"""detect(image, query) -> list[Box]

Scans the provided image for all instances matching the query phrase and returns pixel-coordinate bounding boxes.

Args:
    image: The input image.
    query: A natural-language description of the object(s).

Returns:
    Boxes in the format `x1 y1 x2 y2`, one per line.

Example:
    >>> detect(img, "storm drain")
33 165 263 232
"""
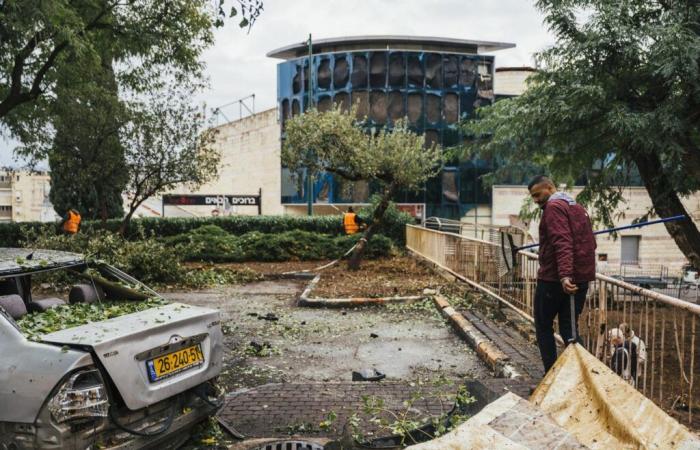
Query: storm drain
248 441 324 450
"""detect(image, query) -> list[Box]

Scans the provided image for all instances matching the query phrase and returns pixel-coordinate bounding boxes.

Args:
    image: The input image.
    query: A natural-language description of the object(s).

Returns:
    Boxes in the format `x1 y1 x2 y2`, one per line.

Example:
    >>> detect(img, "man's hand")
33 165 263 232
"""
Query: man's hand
561 277 578 294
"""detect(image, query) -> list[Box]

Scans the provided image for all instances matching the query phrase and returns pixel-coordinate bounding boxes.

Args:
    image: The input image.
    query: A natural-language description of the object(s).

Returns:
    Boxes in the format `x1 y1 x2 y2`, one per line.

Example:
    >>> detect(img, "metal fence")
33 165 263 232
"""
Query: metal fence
406 224 700 429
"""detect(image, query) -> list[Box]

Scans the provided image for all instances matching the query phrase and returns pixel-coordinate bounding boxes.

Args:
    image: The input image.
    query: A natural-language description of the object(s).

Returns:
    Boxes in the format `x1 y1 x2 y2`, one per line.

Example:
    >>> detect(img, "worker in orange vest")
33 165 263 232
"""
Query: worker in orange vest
343 207 364 235
62 208 81 235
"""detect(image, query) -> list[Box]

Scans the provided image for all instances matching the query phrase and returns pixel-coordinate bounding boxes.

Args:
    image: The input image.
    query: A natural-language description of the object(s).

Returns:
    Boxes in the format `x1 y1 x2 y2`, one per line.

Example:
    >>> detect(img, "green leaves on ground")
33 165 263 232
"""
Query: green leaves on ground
19 222 393 287
17 298 168 341
22 228 183 285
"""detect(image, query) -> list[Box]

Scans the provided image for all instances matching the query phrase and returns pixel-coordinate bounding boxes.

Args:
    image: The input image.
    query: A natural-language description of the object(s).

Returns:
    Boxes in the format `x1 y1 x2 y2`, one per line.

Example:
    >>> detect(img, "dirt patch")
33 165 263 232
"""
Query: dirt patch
185 260 329 275
311 256 446 298
201 256 457 299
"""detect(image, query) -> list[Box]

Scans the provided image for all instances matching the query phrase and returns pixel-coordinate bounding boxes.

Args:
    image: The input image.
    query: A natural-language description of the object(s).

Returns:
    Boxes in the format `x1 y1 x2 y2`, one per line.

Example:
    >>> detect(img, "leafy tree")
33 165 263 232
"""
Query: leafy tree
0 0 263 158
48 50 127 222
118 88 221 235
465 0 700 268
282 107 443 269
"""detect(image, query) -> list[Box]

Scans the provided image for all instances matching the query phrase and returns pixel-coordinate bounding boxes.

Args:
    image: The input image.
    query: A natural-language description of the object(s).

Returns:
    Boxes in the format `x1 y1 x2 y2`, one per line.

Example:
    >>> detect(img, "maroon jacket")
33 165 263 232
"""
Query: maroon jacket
537 193 596 283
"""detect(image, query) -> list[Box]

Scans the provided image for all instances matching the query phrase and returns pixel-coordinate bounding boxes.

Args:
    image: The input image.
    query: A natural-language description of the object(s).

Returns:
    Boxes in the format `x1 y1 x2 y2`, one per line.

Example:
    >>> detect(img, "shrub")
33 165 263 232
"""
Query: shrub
167 225 394 263
0 208 414 247
21 228 185 285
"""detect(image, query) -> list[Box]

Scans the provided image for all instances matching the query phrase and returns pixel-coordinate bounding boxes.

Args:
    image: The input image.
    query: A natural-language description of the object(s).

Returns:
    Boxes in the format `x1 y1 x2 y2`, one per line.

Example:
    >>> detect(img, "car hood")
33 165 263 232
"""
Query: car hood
40 303 223 410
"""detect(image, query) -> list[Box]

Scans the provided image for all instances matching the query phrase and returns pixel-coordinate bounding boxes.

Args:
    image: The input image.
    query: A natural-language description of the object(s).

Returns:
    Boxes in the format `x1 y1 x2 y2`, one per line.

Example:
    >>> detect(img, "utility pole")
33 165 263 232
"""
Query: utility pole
306 33 314 216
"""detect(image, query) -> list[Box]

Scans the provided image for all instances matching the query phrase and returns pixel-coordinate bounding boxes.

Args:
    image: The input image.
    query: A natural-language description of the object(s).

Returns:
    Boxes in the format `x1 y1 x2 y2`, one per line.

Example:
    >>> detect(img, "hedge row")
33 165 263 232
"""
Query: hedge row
0 207 414 247
165 226 394 263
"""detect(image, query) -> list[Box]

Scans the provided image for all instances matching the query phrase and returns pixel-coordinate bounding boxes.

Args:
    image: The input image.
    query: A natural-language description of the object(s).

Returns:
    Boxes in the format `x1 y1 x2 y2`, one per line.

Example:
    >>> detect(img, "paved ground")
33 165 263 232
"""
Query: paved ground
220 381 456 439
459 309 545 380
169 279 489 440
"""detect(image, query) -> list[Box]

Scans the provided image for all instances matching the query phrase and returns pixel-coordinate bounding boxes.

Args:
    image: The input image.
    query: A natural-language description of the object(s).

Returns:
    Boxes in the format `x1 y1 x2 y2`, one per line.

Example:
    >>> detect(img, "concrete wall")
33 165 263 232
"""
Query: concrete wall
492 185 700 273
0 170 58 222
164 108 283 217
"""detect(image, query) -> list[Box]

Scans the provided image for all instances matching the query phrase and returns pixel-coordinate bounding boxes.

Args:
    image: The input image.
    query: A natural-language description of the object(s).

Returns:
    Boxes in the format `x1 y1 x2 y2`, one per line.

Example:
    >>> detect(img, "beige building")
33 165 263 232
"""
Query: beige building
0 170 58 222
491 185 700 273
162 108 284 217
494 67 536 97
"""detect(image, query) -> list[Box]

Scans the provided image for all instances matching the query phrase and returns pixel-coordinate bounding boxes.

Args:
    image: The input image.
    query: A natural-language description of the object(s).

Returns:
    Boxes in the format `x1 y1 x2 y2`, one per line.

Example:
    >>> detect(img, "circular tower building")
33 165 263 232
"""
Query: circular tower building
268 35 514 219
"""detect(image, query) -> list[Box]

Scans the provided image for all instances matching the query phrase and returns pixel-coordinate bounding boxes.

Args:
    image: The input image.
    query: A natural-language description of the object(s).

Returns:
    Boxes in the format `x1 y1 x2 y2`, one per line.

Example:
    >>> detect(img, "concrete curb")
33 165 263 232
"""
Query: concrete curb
296 273 425 308
433 294 523 379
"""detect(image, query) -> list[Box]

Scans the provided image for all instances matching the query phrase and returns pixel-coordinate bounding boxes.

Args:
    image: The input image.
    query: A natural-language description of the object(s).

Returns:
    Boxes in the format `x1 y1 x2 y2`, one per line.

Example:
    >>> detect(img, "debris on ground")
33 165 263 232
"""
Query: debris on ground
211 256 462 298
258 312 279 321
352 368 386 382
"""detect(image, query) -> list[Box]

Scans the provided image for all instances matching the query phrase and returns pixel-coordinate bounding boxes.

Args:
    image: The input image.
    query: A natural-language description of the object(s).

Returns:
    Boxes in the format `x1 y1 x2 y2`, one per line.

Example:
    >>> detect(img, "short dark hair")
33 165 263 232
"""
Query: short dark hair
527 175 553 191
347 206 354 213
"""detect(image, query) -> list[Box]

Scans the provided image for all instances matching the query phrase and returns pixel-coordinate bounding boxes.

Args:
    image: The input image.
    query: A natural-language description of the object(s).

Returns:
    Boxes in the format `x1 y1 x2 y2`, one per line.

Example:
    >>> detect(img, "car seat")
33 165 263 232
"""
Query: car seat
0 294 28 320
28 298 66 313
69 283 105 304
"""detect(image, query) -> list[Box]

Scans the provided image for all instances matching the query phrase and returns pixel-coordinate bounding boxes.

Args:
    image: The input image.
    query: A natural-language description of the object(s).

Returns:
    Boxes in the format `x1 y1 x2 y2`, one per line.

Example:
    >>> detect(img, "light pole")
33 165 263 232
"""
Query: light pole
306 33 314 216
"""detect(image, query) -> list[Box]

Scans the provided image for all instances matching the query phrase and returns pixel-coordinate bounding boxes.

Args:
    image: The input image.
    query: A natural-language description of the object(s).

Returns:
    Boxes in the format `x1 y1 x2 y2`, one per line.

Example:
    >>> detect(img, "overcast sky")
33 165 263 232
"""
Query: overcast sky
0 0 554 167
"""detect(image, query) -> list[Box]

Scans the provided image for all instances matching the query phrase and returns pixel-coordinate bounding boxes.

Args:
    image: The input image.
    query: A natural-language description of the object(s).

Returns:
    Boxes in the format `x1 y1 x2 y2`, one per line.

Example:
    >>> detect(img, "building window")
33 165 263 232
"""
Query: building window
621 236 640 265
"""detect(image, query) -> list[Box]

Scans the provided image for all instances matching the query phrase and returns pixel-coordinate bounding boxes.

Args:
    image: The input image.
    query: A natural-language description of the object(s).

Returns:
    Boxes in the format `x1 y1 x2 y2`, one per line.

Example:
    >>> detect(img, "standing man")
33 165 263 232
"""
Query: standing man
528 175 596 373
61 208 81 235
343 206 364 235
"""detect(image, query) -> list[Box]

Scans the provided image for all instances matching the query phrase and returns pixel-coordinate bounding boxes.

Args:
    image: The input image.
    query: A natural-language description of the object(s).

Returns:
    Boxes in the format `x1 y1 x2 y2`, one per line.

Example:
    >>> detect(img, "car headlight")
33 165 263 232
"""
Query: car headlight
47 368 109 423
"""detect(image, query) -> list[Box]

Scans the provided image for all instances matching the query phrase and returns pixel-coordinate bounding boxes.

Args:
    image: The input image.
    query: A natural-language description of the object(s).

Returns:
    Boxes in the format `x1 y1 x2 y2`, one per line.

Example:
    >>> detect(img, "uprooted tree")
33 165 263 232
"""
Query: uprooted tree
282 106 443 269
464 0 700 269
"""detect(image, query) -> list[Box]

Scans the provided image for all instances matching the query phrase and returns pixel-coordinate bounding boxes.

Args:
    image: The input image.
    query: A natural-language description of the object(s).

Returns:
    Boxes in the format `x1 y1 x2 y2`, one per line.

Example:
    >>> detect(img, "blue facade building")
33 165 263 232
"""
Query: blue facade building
268 36 514 219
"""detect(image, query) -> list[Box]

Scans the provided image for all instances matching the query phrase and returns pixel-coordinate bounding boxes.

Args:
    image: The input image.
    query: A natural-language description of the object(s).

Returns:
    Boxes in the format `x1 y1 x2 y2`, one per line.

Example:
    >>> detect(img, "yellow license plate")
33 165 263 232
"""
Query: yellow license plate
147 344 204 382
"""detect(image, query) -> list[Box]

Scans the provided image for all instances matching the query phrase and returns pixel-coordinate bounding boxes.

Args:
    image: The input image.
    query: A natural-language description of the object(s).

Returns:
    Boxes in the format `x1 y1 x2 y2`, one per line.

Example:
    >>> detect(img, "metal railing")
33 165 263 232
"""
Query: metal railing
406 224 700 429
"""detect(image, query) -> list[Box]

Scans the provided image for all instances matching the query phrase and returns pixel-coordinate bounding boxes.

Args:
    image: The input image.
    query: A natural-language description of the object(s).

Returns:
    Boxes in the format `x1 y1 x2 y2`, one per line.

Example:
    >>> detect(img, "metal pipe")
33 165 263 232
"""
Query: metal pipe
519 215 687 251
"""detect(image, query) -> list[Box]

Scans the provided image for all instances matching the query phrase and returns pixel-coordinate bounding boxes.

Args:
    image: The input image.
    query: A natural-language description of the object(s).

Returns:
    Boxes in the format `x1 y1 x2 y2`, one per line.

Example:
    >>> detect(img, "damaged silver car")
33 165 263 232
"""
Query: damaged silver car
0 248 224 449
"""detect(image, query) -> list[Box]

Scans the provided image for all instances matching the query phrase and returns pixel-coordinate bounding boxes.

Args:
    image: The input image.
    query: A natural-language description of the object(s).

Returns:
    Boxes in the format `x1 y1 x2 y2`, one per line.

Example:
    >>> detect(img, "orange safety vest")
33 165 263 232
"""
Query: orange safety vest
343 212 359 235
63 210 81 234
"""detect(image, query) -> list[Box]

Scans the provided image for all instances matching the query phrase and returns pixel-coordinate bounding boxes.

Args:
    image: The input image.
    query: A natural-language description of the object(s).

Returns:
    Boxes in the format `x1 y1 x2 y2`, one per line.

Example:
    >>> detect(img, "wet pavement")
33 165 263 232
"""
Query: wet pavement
167 279 489 440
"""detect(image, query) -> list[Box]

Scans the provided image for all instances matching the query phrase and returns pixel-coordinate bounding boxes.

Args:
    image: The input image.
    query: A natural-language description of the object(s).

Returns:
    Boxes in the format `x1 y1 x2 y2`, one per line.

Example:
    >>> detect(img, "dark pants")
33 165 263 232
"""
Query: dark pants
534 280 588 374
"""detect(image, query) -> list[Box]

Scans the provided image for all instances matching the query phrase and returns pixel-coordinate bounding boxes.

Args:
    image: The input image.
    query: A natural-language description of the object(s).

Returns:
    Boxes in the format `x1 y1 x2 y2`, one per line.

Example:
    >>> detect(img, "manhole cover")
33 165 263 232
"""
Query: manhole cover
248 441 324 450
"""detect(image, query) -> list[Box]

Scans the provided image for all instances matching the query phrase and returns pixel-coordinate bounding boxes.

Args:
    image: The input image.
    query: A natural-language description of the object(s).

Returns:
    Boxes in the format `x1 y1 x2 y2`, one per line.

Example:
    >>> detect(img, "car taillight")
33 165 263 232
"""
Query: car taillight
47 368 109 423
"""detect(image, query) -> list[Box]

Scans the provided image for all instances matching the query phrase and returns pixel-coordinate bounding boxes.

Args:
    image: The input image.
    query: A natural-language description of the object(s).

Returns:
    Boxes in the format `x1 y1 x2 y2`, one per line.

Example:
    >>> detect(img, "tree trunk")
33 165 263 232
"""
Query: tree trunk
119 208 136 236
348 186 395 270
99 191 108 225
634 152 700 269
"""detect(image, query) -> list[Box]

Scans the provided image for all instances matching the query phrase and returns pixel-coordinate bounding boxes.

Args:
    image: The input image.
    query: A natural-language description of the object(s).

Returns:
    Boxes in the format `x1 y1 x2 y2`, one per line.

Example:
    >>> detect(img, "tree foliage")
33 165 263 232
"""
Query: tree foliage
119 87 221 234
0 0 263 158
465 0 700 268
282 107 443 268
48 50 127 221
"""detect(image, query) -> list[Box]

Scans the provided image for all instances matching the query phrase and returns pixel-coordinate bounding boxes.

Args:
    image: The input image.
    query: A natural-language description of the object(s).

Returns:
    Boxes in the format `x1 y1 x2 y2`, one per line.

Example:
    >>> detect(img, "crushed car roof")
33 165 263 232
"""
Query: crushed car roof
0 248 85 276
